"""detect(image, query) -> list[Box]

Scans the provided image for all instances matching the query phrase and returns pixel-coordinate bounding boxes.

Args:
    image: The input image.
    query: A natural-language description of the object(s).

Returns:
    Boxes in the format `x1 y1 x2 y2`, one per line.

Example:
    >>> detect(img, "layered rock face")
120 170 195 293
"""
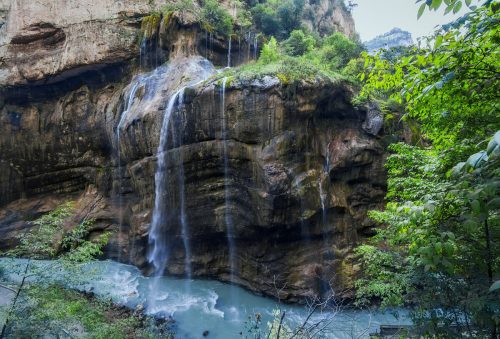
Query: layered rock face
302 0 356 38
0 0 385 301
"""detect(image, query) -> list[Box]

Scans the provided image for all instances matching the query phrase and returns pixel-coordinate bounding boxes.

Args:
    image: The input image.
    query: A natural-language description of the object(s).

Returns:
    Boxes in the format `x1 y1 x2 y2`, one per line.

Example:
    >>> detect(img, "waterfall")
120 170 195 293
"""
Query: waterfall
319 143 333 269
318 176 327 227
148 87 186 277
253 35 258 60
115 81 141 262
205 31 208 59
227 36 232 68
238 36 241 65
147 58 215 281
141 58 214 311
325 143 331 173
220 77 237 282
139 40 144 69
173 90 192 280
246 32 251 61
209 32 213 57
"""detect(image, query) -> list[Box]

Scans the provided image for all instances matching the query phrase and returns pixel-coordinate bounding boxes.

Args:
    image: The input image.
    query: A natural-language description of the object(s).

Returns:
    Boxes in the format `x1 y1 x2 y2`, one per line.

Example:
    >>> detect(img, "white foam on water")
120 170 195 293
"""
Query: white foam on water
1 258 411 338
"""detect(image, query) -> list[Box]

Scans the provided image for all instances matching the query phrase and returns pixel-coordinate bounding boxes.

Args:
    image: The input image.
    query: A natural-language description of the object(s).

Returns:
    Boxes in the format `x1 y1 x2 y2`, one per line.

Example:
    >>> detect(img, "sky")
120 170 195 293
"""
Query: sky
350 0 470 41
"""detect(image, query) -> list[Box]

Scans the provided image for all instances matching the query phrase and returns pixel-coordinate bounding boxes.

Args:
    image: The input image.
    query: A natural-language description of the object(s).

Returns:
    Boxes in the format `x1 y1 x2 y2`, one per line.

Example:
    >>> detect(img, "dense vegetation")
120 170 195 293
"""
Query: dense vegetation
7 202 110 263
3 285 172 339
217 30 363 85
354 0 499 337
1 204 168 338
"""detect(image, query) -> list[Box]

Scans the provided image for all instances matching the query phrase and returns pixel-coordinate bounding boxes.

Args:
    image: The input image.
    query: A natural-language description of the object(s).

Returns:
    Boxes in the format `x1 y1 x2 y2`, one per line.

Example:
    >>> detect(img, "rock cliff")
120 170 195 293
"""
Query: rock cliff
0 0 385 302
364 28 414 54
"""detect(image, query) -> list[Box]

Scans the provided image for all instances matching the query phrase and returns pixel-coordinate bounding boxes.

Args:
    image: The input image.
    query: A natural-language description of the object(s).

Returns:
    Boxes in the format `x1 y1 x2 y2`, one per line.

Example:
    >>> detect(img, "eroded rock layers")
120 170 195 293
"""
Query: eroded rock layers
0 0 385 302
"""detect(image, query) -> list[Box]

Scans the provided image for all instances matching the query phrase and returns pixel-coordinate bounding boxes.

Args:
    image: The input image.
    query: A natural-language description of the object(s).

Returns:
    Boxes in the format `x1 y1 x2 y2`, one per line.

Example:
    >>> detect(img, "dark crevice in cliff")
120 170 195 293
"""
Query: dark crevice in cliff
1 62 129 105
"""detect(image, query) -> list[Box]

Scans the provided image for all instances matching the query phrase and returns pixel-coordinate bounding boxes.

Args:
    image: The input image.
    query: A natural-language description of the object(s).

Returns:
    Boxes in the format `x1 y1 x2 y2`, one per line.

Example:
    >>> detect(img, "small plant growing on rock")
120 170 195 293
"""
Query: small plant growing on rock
7 201 110 262
141 13 161 39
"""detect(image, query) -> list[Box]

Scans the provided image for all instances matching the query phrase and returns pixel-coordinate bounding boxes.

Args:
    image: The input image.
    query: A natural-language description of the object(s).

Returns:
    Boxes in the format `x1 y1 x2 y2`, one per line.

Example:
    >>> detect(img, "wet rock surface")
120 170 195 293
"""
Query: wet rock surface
0 0 385 302
0 67 386 301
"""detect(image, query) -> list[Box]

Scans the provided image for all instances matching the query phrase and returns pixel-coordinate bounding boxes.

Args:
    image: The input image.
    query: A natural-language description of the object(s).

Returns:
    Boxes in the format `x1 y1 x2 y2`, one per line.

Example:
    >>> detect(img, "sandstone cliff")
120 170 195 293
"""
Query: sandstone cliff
0 0 384 302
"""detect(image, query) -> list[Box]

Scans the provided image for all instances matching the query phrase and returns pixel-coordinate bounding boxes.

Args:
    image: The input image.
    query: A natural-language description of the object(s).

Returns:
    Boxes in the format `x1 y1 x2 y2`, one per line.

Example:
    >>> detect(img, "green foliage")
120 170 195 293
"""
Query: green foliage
201 0 234 37
314 32 364 70
259 36 281 63
416 0 483 18
234 0 253 28
9 202 74 259
357 136 500 335
61 231 111 265
358 5 499 157
283 29 315 56
217 52 342 85
5 285 171 339
161 0 197 15
251 0 305 39
141 13 161 39
354 2 500 335
216 30 363 86
147 0 235 38
354 245 411 308
7 202 110 263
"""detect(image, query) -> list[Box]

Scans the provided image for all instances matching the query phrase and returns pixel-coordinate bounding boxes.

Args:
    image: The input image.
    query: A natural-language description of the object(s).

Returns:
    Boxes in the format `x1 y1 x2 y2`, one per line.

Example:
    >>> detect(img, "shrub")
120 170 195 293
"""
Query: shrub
259 37 281 63
7 201 110 262
283 29 315 56
251 0 305 39
141 13 161 39
251 3 280 36
201 0 234 37
4 285 172 338
318 32 364 70
277 0 305 36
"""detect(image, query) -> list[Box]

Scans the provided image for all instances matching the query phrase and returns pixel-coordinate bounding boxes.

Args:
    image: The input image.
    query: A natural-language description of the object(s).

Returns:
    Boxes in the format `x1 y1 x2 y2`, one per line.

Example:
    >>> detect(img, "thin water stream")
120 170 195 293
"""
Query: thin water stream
219 77 237 285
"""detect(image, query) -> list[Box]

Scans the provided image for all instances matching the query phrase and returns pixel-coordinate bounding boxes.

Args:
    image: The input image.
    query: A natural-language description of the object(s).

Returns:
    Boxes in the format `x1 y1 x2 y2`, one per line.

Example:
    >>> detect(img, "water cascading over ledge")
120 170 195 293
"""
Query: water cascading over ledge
0 2 386 302
112 62 387 301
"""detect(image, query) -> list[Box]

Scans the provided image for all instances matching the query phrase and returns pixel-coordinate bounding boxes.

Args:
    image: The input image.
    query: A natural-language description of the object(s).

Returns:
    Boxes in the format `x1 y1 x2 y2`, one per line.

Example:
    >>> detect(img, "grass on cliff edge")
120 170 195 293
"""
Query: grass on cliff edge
212 34 362 87
3 284 173 338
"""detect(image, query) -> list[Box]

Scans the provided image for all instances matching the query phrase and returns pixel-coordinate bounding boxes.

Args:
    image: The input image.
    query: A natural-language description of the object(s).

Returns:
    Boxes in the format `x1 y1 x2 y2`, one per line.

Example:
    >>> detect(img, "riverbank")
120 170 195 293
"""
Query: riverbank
0 258 411 338
2 284 173 338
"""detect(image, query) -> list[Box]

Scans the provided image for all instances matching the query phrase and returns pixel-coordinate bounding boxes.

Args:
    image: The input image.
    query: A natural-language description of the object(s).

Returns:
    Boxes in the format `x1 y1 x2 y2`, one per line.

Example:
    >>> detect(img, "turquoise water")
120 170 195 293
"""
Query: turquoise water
0 258 410 338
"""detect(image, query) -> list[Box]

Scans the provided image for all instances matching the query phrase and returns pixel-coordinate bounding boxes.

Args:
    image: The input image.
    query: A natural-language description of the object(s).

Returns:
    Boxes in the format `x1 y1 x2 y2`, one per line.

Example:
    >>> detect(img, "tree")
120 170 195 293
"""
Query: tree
355 2 500 336
259 36 281 63
283 29 315 56
251 0 305 39
319 32 364 70
201 0 234 37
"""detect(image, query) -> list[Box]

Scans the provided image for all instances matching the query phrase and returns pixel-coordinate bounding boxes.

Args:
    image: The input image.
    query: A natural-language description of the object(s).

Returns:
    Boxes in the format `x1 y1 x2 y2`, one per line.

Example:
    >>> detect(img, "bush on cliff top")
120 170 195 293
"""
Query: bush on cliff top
216 30 362 85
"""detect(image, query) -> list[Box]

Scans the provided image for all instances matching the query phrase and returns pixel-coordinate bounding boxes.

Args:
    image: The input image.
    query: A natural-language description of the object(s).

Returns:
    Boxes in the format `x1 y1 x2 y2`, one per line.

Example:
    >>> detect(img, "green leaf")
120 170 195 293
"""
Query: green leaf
418 3 427 18
470 200 481 214
444 4 455 14
465 0 472 7
463 218 478 230
431 0 443 10
434 35 444 49
453 1 462 13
